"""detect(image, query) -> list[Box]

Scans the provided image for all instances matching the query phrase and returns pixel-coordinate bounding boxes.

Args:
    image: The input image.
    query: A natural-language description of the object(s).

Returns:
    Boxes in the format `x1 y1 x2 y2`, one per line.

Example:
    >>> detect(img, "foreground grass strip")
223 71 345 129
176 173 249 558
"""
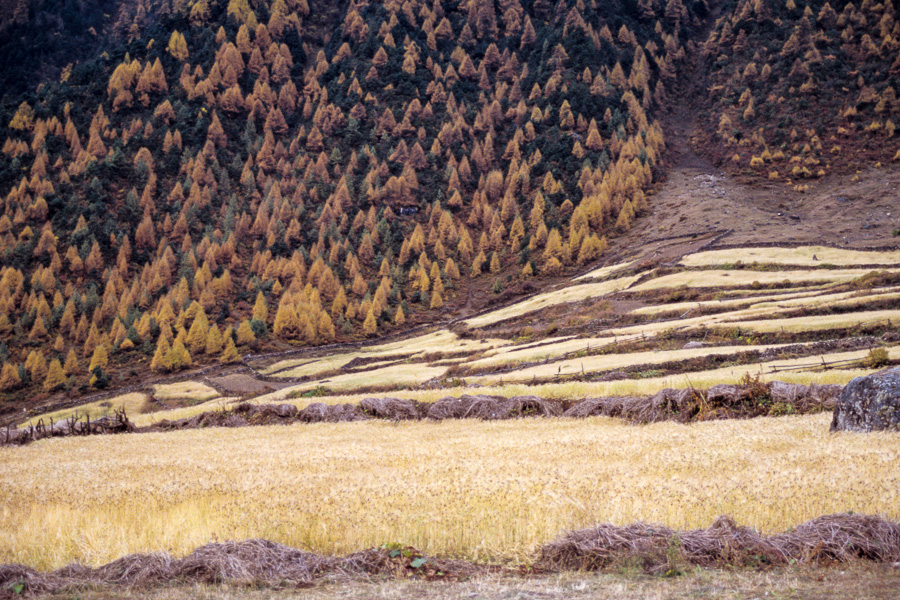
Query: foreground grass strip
2 514 899 598
2 414 898 569
5 564 900 600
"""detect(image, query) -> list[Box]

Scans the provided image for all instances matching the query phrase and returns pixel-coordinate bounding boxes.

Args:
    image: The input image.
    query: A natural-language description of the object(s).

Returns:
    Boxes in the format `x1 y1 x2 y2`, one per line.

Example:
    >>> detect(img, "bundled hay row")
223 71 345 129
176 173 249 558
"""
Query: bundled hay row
4 381 844 445
426 394 563 420
3 514 898 595
0 540 480 597
562 381 842 424
154 380 838 430
536 513 900 574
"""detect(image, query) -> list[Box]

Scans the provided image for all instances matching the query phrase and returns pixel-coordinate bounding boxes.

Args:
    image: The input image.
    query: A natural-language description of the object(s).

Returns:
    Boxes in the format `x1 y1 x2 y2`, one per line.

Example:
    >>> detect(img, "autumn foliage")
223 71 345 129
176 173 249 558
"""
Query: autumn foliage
0 0 702 398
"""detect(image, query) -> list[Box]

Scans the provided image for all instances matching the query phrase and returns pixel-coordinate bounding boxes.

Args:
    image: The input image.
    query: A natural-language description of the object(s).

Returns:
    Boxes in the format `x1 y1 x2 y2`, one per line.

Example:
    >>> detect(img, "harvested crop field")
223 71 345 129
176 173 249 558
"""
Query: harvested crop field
2 413 899 571
627 268 899 292
680 246 900 268
462 275 641 328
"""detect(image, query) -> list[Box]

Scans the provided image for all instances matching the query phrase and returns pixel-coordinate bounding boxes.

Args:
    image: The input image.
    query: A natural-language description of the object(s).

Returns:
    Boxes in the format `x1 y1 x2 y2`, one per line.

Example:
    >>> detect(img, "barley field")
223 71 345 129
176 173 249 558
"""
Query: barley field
152 381 221 402
463 275 640 328
2 414 899 571
628 268 897 292
680 246 900 267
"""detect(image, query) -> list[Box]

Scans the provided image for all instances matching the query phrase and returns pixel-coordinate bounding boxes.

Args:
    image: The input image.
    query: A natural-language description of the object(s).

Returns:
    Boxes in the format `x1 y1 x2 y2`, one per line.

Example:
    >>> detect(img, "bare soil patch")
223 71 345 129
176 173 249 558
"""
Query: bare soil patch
612 101 900 271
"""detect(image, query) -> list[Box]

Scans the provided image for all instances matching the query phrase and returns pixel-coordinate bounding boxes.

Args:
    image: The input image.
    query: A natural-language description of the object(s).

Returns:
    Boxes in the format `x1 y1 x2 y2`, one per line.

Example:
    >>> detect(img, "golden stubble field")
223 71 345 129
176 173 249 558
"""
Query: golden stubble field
2 414 899 571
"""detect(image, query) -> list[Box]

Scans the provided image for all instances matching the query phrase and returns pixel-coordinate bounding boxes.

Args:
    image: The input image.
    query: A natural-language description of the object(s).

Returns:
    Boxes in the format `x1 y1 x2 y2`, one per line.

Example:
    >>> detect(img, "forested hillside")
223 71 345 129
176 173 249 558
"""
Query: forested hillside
0 0 896 407
699 0 899 187
0 0 705 402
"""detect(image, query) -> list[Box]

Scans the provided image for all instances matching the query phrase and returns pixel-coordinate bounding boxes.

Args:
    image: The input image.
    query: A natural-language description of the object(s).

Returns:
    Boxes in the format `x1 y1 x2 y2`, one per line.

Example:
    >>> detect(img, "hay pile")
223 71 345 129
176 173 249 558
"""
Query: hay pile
427 394 563 420
6 380 846 446
359 397 425 420
768 382 841 410
0 541 484 597
560 381 841 425
174 539 331 586
562 396 662 422
536 513 900 574
299 402 369 423
3 514 897 595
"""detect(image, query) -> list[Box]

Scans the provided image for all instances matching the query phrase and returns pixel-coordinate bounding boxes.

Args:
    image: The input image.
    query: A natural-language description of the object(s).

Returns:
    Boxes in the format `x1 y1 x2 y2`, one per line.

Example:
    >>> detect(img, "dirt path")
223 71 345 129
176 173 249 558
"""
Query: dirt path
616 88 900 267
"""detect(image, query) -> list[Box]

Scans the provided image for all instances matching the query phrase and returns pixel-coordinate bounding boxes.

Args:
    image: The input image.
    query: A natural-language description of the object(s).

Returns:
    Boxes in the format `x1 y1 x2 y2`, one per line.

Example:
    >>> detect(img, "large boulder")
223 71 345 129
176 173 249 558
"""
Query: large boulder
831 367 900 432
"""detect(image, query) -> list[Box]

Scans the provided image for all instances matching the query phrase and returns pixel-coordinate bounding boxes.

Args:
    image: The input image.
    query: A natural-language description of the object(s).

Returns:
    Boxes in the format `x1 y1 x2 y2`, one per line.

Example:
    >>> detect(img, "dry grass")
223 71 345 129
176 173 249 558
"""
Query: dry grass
467 343 794 385
464 275 641 328
627 287 900 317
714 309 900 333
471 344 900 387
130 398 238 428
283 363 448 394
265 354 362 378
573 260 634 281
682 246 900 267
152 382 220 403
629 268 896 292
264 331 508 376
2 413 899 571
606 307 900 338
466 334 648 370
21 393 150 428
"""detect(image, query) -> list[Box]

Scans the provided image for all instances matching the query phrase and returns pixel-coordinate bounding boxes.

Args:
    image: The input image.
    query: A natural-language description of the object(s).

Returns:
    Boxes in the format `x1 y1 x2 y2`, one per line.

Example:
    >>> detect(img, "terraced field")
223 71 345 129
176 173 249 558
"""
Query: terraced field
232 246 900 397
5 245 900 591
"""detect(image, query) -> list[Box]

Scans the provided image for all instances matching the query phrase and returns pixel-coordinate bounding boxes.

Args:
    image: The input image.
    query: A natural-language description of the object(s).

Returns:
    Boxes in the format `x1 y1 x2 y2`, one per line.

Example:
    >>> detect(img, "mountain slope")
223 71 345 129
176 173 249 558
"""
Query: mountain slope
0 0 705 408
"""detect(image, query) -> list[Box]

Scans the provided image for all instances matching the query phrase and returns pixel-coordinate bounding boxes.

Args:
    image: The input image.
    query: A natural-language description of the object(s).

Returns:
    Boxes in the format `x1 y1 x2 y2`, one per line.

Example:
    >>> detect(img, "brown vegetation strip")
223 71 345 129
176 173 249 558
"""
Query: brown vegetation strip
0 540 485 598
2 381 843 446
150 379 840 429
3 514 899 597
537 514 900 575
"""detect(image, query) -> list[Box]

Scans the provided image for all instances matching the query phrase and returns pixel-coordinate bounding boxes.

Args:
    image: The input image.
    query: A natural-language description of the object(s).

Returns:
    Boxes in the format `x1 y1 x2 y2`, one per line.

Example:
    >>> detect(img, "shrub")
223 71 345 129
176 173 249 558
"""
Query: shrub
863 348 889 369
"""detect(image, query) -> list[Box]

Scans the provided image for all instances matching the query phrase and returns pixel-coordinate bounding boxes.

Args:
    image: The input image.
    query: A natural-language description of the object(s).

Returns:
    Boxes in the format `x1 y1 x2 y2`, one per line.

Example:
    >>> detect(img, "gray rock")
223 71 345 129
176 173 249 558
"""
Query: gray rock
831 367 900 432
